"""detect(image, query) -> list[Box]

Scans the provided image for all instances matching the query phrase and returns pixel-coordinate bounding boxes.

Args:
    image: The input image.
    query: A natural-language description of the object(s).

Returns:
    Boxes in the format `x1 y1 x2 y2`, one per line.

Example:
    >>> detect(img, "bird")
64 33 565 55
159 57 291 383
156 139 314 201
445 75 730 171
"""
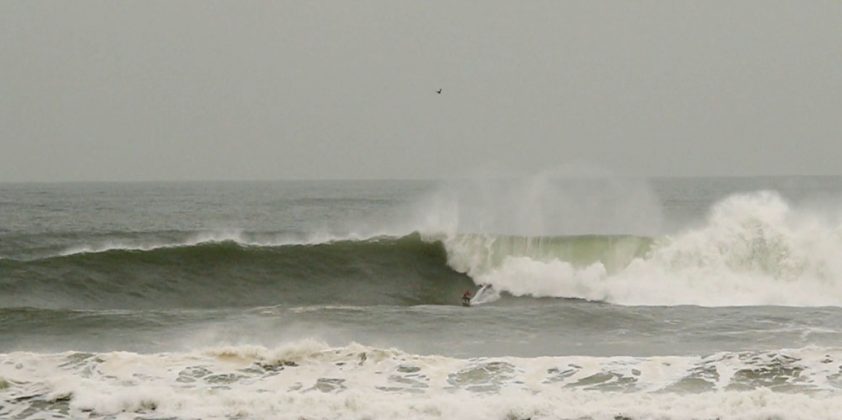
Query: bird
436 88 442 94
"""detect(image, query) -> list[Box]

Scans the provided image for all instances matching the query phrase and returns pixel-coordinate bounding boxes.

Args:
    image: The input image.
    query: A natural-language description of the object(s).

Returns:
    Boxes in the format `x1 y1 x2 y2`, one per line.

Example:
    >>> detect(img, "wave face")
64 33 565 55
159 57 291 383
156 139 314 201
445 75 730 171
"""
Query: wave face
3 342 842 419
0 234 473 309
436 192 842 307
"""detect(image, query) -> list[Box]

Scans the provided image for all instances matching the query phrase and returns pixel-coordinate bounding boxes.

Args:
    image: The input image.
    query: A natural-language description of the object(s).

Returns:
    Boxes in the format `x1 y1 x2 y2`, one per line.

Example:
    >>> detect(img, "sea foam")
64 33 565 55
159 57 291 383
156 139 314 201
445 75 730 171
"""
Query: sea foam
2 342 842 419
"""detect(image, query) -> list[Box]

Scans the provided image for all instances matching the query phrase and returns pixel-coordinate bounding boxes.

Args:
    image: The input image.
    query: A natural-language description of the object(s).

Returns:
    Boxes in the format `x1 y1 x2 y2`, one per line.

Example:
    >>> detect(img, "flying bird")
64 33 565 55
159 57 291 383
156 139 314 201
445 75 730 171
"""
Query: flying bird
436 89 442 94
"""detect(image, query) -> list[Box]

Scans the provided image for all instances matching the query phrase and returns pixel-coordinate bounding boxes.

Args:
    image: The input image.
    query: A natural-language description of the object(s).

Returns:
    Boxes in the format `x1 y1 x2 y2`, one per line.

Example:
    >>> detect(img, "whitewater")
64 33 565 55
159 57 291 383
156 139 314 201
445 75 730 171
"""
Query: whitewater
4 177 842 419
445 191 842 307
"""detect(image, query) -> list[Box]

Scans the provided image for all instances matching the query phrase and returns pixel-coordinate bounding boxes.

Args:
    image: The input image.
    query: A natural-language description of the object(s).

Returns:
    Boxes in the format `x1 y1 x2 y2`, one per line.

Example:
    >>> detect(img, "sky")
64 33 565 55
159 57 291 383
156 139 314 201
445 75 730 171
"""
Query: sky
1 1 841 182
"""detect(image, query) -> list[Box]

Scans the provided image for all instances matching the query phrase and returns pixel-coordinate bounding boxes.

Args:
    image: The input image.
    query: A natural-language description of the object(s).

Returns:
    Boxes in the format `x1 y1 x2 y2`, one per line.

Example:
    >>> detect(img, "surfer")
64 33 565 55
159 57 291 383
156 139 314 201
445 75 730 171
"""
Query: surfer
462 289 472 306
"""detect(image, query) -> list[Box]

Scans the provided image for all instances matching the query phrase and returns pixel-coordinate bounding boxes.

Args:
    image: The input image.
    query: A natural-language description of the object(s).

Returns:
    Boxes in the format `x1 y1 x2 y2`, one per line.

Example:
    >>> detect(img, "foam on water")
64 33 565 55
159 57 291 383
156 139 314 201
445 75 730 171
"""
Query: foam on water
2 342 842 419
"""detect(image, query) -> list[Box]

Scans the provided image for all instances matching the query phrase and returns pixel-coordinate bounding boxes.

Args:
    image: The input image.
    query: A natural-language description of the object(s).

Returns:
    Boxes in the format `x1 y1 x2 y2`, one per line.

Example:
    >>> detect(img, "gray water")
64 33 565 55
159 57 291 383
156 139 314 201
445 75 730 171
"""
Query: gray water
4 177 842 419
3 177 842 356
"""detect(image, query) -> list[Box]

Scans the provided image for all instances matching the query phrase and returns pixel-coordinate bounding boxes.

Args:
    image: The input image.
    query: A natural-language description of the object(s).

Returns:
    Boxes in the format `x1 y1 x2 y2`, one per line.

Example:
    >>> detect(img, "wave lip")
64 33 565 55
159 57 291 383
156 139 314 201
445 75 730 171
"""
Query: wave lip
54 230 370 258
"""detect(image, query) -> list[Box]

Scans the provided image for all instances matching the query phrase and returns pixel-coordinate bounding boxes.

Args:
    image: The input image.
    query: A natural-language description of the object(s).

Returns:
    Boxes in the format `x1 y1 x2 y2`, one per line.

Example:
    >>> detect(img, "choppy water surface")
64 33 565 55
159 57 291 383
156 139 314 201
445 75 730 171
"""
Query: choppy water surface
4 177 842 419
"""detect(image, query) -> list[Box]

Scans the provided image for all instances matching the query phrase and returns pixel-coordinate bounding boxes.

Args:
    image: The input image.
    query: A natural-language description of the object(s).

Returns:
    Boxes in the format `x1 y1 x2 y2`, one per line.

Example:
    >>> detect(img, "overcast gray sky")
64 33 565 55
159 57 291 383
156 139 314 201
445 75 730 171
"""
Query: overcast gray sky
1 1 841 182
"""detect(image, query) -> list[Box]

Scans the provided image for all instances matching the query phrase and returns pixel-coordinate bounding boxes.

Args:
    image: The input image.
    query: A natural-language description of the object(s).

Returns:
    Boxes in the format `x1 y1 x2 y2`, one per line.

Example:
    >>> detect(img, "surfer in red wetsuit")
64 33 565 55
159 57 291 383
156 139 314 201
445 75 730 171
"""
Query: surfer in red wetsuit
462 289 472 306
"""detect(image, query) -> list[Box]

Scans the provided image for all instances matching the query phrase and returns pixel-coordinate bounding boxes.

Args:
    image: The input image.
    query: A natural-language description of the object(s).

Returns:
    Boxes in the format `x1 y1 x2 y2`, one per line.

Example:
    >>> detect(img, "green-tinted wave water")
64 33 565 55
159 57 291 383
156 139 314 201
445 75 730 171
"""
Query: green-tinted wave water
0 234 472 309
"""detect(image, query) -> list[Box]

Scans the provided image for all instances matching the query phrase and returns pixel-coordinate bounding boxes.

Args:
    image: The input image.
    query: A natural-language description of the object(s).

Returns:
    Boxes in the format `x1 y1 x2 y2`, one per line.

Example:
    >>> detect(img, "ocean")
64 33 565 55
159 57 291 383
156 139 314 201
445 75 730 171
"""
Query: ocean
3 176 842 419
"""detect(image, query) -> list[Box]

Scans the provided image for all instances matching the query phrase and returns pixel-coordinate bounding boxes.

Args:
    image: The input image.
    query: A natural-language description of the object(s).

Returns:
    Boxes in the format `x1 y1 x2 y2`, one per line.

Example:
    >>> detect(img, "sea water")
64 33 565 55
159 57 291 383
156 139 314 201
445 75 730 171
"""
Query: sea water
3 177 842 419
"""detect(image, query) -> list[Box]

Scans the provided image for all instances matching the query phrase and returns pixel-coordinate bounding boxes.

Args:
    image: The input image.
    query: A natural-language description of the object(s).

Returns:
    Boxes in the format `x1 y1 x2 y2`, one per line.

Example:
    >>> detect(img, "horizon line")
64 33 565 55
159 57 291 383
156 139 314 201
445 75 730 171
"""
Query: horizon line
2 174 842 185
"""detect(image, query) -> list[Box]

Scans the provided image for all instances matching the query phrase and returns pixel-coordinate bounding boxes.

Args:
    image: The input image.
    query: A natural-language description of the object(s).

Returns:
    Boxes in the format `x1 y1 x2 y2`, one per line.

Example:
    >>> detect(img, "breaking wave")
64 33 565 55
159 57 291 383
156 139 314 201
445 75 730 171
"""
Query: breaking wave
457 192 842 306
5 191 842 308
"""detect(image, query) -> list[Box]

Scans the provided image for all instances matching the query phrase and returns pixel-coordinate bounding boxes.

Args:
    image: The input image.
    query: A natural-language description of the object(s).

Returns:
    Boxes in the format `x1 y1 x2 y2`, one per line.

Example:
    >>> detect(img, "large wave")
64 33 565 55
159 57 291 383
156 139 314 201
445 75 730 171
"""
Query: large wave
6 189 842 308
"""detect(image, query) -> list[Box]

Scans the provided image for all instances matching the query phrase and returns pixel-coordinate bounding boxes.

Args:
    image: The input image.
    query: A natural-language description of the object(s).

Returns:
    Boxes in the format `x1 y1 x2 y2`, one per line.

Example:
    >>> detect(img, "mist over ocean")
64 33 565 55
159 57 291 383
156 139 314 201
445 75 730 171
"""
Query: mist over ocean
4 176 842 419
